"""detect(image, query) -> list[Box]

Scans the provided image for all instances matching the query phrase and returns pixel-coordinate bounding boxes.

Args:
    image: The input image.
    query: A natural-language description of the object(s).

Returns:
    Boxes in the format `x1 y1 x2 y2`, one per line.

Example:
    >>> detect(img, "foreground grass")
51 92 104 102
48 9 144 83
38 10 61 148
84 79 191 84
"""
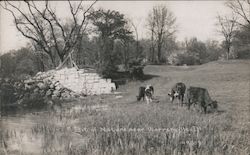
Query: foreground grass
1 60 250 155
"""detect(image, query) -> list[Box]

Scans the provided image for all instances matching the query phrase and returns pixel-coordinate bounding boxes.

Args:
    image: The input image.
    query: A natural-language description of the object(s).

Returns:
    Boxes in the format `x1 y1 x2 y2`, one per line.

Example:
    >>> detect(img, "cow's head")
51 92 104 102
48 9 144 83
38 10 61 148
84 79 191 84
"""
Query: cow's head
174 86 183 98
208 100 218 109
168 91 175 102
136 96 140 101
174 91 179 98
209 100 218 109
146 84 153 91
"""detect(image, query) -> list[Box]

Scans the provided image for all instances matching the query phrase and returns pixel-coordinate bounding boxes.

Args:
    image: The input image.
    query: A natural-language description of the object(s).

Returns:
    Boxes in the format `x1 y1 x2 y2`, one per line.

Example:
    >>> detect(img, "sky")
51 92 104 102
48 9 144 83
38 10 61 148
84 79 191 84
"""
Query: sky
0 1 231 54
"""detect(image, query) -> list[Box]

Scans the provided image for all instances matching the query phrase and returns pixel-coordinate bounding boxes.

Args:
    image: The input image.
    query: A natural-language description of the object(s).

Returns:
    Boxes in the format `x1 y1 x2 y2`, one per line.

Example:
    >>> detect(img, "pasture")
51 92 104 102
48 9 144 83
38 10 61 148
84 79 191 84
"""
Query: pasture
1 60 250 155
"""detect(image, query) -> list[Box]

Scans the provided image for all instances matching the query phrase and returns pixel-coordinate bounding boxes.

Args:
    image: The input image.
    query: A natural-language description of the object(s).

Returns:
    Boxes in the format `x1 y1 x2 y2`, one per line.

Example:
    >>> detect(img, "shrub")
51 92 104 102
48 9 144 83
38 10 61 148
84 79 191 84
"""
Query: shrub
168 52 201 66
97 58 145 80
128 58 144 80
97 62 118 79
0 78 49 113
129 66 144 80
0 80 17 105
0 47 42 79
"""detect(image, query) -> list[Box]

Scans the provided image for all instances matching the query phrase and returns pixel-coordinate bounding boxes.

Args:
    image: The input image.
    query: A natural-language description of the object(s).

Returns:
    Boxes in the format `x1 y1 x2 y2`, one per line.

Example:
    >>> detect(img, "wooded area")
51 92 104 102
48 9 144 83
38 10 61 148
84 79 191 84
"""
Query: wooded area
0 0 249 79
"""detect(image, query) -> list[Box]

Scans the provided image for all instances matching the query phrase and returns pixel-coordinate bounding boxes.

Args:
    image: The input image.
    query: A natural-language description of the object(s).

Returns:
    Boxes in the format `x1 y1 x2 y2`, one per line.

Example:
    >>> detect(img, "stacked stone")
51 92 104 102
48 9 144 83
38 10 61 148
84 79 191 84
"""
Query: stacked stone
32 69 79 99
1 67 116 107
0 71 77 101
52 68 116 95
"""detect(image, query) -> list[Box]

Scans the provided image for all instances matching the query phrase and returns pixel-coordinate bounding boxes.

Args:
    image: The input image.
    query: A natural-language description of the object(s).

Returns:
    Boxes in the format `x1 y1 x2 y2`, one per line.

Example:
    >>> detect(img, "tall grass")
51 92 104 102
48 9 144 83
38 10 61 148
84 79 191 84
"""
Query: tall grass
1 60 249 155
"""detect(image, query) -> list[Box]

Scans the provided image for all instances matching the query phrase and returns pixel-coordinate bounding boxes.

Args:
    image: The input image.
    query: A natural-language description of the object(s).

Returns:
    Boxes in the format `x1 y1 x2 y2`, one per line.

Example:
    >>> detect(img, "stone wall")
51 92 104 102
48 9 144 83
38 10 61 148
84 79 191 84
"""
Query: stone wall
52 68 116 95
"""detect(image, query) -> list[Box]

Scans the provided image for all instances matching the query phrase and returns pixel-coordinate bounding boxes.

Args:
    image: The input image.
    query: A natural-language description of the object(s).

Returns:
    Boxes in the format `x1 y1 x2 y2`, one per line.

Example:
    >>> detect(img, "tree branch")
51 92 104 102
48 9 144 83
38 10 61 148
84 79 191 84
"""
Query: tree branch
25 0 61 58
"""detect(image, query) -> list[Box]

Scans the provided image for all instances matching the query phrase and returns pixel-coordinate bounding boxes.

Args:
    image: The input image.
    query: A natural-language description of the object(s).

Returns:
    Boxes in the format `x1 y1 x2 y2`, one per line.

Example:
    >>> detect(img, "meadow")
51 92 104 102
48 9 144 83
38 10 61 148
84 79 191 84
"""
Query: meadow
1 60 250 155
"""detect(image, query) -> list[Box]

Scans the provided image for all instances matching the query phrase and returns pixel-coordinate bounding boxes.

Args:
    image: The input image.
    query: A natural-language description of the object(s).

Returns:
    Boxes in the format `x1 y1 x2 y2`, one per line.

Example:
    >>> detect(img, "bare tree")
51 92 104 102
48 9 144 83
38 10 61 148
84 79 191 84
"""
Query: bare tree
217 15 238 60
226 0 250 28
128 18 142 59
147 5 177 63
0 0 97 67
147 12 156 63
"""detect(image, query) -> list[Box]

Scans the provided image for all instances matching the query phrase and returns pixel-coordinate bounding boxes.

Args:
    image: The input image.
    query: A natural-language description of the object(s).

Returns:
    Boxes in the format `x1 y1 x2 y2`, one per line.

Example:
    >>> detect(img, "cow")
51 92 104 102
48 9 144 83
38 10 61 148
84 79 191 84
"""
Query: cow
168 82 186 105
136 85 154 104
145 85 154 104
137 86 146 101
184 87 218 113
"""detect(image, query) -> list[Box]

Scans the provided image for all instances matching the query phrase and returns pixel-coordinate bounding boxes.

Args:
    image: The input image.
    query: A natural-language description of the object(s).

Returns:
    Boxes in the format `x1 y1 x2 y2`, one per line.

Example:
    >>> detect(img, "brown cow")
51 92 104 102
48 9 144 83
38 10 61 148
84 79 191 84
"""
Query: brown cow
185 87 217 113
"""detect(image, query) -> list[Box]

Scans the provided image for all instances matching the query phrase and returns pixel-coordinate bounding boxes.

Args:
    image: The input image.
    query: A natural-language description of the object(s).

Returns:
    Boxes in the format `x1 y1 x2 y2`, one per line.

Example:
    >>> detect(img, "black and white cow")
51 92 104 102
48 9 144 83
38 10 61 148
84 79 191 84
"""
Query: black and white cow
168 82 186 105
145 85 154 104
184 87 218 113
136 85 154 104
137 86 146 101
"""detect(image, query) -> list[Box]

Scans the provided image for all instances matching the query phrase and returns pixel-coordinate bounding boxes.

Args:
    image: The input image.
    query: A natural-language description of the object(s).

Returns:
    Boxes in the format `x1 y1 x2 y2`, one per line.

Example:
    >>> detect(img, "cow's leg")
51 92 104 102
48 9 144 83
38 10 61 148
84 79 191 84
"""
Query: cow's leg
145 96 150 104
204 106 207 114
187 99 191 110
177 96 180 106
203 104 207 114
171 97 174 104
181 94 184 106
200 101 207 114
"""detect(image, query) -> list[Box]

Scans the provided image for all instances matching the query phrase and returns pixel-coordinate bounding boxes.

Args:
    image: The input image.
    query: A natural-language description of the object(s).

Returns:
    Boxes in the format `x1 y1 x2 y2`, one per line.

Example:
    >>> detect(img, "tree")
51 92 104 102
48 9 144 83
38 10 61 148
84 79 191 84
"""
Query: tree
225 0 250 59
163 36 178 62
0 0 97 67
147 5 177 63
186 37 207 64
232 23 250 58
88 9 133 75
226 0 250 29
217 15 238 60
147 12 157 63
128 19 142 59
205 40 222 62
140 39 152 62
0 47 42 78
0 52 16 78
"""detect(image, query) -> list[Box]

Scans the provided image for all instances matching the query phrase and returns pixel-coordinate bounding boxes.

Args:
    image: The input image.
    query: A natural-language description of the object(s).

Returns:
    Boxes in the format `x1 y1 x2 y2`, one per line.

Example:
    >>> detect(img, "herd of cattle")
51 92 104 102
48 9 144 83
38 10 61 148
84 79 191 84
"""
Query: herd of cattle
136 82 218 113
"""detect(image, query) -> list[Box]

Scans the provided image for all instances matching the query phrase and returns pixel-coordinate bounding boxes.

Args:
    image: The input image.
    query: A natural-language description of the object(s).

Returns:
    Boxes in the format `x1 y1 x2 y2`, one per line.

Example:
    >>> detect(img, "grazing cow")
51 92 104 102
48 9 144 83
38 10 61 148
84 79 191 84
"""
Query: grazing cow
168 82 186 105
145 85 154 104
185 87 217 113
137 86 146 101
136 85 154 104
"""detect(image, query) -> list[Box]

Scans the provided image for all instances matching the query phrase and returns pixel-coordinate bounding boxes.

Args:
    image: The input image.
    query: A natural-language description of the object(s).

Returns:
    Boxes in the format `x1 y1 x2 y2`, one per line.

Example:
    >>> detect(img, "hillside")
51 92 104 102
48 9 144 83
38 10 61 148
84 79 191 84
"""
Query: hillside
1 60 250 155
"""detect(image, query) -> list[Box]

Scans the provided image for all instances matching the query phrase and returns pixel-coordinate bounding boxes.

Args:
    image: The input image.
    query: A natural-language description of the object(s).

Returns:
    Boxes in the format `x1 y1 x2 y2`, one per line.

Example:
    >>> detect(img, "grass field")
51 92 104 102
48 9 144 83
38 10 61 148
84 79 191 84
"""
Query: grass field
1 59 250 155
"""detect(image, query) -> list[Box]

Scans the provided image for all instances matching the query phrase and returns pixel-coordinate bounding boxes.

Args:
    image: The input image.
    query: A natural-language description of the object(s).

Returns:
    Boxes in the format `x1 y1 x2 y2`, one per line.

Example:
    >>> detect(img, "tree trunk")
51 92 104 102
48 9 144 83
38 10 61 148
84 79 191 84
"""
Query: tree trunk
58 53 64 65
48 52 56 68
136 41 139 59
157 40 162 63
157 31 163 63
151 30 155 63
227 47 230 60
151 46 155 63
39 58 45 72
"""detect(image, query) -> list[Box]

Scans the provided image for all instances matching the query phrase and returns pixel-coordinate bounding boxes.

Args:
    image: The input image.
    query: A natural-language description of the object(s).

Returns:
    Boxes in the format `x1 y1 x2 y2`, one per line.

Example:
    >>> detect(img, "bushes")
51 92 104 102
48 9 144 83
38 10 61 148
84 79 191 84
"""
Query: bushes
0 47 42 79
129 66 144 79
168 38 224 66
97 58 145 80
97 62 119 79
128 59 145 80
168 52 201 66
0 79 18 105
0 78 46 112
